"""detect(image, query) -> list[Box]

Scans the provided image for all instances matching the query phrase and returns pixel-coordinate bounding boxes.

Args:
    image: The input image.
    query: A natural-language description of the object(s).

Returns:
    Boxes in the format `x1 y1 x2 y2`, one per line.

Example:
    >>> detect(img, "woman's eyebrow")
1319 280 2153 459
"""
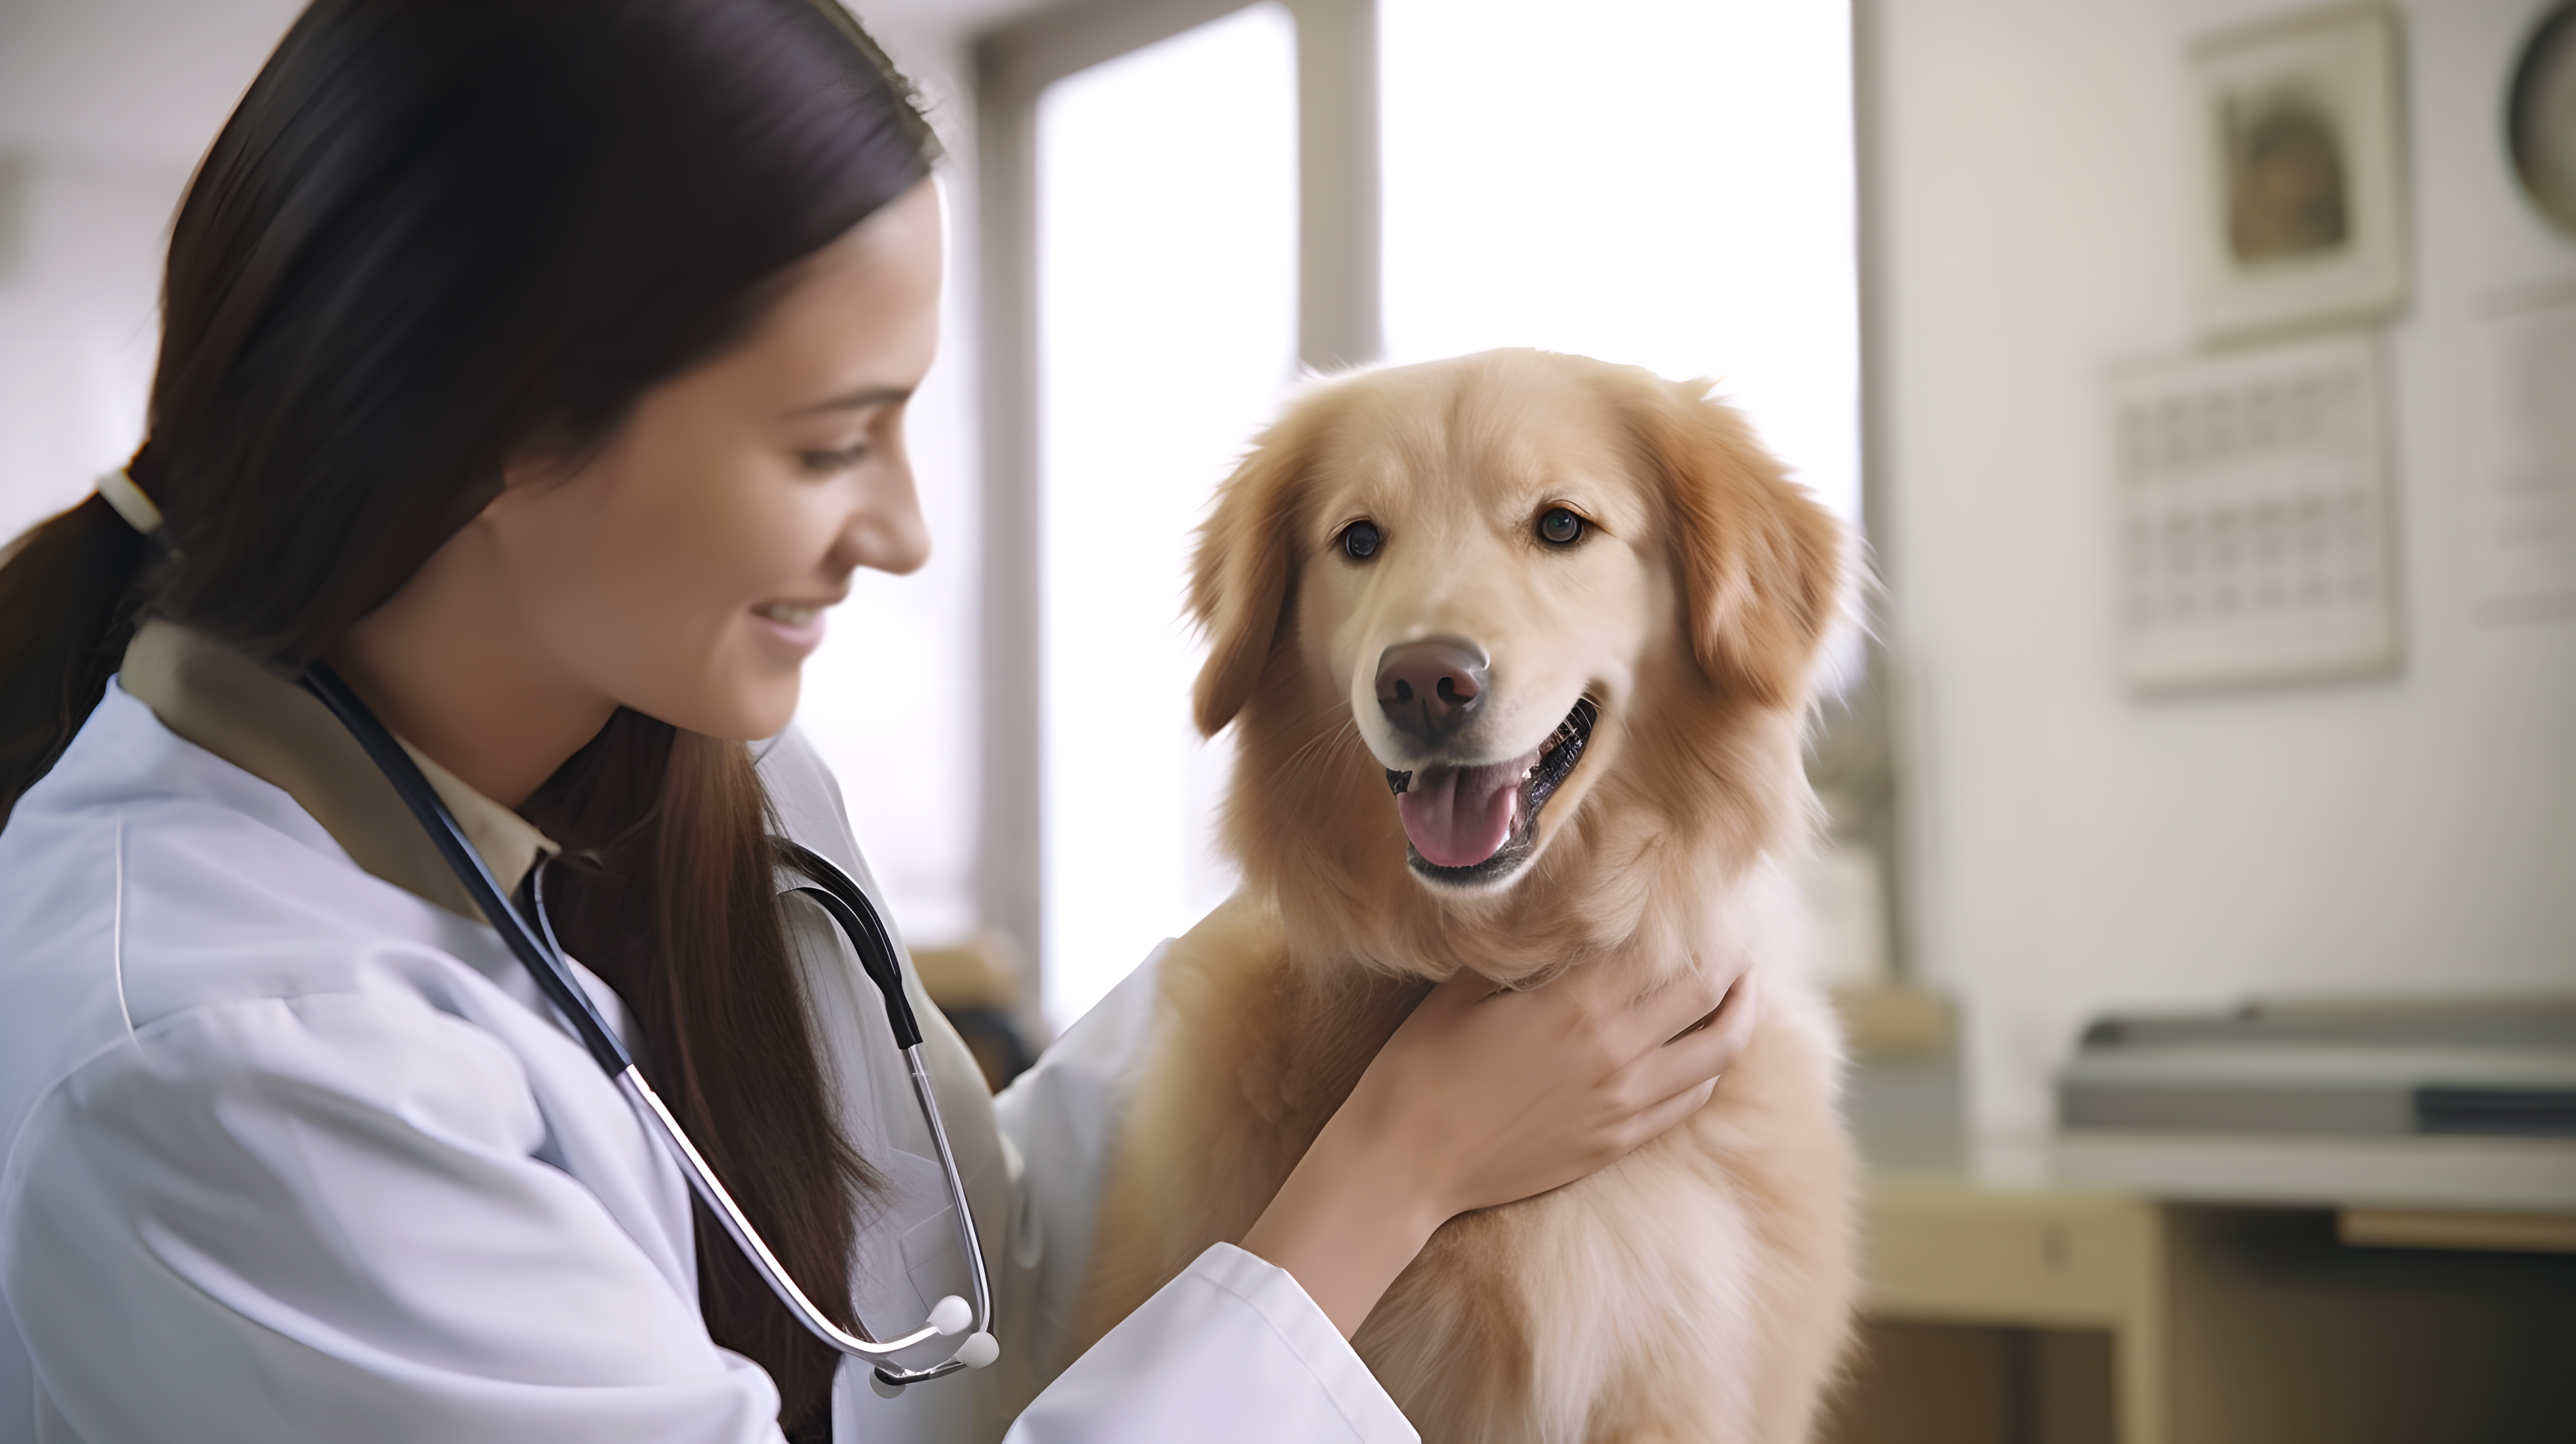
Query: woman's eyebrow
782 384 911 418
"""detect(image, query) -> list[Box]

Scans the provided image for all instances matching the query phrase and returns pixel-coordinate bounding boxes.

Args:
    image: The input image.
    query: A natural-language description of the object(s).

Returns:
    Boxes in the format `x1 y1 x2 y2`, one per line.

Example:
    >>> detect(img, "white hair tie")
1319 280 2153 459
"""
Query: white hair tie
96 468 165 537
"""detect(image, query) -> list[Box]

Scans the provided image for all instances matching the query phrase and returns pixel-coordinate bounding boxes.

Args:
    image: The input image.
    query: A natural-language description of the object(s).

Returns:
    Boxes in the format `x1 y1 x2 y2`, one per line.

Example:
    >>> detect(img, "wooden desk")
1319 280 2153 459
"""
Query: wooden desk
1849 1177 2161 1444
1834 1177 2576 1444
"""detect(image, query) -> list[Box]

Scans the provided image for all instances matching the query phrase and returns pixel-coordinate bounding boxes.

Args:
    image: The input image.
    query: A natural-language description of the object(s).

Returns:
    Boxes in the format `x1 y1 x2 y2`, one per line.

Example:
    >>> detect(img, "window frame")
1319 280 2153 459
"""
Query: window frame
970 0 1382 992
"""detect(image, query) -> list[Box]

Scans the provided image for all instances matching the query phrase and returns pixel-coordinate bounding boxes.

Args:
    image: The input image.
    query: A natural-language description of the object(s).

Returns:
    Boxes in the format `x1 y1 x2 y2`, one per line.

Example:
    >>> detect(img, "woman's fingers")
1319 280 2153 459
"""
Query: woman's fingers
1430 965 1504 1007
1594 972 1760 1165
1618 1075 1722 1156
1540 947 1753 1063
1683 963 1761 1060
1633 967 1763 1110
1647 955 1753 1044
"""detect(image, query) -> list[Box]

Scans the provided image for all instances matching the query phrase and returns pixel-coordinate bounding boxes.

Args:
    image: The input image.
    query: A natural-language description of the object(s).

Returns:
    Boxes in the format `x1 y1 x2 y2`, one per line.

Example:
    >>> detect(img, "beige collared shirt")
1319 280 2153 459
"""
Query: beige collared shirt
119 618 556 926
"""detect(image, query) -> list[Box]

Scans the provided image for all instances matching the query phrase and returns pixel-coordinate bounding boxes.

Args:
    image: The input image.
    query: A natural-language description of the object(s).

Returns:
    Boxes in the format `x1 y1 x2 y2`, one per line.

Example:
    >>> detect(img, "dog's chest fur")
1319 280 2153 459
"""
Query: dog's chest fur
1076 890 1855 1444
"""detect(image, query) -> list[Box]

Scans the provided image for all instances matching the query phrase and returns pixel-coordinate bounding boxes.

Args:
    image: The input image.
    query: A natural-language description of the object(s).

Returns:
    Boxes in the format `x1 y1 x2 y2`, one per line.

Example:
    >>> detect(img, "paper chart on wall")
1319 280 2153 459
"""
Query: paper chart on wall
2459 290 2576 622
2106 331 2402 695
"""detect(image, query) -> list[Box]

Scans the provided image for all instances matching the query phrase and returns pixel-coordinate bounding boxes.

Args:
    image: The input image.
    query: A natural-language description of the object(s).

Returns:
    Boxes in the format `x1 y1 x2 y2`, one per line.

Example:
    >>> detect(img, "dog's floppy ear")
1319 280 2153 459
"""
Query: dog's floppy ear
1188 413 1312 736
1631 377 1844 708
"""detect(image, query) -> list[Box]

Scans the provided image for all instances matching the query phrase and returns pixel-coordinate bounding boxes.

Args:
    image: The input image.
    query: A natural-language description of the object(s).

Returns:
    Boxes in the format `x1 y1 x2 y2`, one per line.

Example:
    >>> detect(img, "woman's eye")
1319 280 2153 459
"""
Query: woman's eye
797 445 870 475
1537 507 1585 546
1342 521 1383 560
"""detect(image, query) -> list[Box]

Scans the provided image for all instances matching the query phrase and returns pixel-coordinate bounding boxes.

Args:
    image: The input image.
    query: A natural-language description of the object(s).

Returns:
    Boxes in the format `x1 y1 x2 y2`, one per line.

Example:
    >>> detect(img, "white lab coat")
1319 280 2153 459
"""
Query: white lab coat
0 682 1415 1444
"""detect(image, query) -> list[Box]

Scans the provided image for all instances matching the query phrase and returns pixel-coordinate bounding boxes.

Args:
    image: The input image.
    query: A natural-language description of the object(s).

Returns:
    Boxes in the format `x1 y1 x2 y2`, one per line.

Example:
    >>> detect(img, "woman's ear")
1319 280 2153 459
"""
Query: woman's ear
1632 377 1844 709
481 445 580 521
1188 416 1311 737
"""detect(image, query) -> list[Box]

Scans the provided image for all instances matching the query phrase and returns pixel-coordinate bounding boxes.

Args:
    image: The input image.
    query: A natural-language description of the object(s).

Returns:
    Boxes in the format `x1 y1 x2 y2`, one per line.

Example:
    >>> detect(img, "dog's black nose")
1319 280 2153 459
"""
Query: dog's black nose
1376 640 1489 743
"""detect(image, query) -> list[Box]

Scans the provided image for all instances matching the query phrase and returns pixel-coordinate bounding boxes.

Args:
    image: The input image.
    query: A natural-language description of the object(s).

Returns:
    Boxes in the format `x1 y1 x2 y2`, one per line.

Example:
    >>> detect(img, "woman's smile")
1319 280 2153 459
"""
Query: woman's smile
749 595 840 658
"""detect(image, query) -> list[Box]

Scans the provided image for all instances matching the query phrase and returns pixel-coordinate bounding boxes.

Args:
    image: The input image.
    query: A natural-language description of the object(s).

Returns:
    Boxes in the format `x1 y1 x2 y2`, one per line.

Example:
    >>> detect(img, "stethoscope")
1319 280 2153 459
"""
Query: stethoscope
297 662 996 1397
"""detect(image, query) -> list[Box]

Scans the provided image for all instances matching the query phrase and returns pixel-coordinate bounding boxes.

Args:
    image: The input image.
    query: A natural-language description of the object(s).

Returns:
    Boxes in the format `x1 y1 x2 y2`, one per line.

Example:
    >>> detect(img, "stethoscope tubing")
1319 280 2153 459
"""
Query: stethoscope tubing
297 664 993 1388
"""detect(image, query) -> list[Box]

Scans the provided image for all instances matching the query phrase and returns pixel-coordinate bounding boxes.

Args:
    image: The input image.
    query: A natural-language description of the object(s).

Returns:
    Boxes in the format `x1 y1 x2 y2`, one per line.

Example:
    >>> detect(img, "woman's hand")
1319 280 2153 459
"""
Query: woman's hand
1239 955 1761 1336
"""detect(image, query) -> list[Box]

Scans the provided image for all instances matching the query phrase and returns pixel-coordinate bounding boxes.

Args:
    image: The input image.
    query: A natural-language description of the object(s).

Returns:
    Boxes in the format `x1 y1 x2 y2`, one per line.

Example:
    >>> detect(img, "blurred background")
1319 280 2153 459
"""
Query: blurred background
3 0 2571 1437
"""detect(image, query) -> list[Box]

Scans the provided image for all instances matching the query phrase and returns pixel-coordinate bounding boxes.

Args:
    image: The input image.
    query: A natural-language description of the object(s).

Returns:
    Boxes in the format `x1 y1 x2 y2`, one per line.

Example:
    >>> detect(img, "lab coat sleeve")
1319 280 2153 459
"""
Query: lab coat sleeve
1005 1243 1416 1444
0 991 786 1444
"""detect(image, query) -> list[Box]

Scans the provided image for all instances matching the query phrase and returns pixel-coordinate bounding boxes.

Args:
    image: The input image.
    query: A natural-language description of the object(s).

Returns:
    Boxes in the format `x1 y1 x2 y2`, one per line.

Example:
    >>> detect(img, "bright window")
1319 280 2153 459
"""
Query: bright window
1035 3 1297 1026
1379 0 1860 526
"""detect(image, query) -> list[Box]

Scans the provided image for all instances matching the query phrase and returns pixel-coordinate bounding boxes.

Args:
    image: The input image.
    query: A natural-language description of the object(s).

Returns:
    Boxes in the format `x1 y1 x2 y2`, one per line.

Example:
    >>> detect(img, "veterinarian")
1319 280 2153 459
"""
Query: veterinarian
0 3 1755 1442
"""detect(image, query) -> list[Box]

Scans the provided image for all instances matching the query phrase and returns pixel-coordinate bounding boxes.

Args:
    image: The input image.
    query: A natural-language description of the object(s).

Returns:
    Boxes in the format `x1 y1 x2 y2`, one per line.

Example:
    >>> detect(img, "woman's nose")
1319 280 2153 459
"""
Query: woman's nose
841 462 932 576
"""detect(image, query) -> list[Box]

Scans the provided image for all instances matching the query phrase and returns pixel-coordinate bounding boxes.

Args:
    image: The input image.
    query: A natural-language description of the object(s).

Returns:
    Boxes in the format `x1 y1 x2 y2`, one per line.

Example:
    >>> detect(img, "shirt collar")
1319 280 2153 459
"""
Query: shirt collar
119 618 560 926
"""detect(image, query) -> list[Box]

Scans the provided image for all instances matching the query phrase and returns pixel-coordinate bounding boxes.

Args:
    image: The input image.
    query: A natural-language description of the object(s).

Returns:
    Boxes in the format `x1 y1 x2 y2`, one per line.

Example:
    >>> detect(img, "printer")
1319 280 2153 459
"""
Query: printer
2053 995 2576 1210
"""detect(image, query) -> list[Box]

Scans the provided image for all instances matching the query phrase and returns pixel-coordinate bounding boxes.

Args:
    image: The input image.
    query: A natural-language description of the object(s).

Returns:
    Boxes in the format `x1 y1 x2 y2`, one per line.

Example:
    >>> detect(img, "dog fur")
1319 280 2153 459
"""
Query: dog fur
1071 349 1857 1442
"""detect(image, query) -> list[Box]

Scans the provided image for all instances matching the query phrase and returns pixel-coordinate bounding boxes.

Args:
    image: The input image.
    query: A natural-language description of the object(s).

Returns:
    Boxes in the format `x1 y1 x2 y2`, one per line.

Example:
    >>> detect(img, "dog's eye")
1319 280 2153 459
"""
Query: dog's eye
1537 507 1585 546
1342 521 1383 560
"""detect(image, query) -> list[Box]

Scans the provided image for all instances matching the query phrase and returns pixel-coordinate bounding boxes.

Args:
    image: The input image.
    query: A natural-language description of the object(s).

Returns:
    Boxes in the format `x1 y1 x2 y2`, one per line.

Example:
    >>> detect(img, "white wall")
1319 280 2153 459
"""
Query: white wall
1867 0 2576 1175
0 0 305 540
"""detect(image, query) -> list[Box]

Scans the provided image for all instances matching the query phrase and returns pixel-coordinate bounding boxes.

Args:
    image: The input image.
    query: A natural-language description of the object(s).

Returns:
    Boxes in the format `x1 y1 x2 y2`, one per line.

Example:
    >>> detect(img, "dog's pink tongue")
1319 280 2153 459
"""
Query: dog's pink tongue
1397 762 1522 868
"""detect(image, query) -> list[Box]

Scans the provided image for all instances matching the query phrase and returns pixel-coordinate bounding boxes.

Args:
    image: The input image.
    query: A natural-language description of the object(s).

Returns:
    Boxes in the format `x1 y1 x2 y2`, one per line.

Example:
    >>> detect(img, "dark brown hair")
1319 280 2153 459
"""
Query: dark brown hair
0 1 935 1431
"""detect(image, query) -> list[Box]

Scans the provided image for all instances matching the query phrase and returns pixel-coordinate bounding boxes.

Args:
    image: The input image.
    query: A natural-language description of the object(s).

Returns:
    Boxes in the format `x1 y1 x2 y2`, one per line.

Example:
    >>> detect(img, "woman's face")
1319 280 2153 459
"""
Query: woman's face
484 179 943 743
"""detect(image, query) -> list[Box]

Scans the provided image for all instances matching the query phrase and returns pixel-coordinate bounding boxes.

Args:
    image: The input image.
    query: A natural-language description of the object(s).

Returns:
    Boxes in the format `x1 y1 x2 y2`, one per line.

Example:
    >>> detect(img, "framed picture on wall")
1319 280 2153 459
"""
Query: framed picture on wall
2188 4 2409 342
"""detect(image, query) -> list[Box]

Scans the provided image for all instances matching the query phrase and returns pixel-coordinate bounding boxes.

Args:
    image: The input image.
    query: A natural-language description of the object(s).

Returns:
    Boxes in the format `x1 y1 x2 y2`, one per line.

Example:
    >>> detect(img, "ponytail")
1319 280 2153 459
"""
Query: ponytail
0 448 161 829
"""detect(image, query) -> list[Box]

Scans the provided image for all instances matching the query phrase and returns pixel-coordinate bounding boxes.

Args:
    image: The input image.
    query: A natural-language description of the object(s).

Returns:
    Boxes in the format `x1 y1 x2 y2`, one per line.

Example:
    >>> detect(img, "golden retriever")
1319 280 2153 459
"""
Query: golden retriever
1073 349 1856 1442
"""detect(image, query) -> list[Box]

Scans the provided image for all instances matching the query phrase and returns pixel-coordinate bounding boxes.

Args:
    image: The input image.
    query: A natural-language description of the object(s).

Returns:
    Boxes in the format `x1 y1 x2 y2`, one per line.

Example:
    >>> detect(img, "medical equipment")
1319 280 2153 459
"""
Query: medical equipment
299 662 996 1395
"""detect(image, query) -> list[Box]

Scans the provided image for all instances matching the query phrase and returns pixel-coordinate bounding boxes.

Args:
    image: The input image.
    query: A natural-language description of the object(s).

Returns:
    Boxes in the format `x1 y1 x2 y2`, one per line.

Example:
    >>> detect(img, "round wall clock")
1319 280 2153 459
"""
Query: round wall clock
2510 0 2576 238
